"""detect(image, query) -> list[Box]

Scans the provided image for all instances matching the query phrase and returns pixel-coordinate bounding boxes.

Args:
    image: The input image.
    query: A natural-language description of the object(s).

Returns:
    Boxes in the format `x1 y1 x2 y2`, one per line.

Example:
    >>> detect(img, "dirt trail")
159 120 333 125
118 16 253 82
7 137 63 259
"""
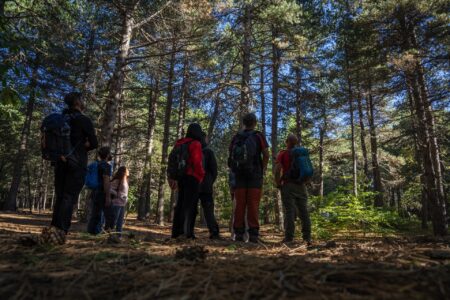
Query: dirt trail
0 212 449 299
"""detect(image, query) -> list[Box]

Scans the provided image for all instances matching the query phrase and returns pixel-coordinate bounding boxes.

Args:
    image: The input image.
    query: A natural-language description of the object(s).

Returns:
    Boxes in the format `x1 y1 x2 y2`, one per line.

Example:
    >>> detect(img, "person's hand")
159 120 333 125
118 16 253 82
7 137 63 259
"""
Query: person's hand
84 141 91 149
168 179 178 190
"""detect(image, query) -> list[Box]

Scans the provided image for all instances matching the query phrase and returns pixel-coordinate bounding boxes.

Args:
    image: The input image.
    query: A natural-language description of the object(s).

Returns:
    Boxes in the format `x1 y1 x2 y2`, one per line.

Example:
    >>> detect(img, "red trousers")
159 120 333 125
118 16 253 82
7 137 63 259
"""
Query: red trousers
233 188 262 234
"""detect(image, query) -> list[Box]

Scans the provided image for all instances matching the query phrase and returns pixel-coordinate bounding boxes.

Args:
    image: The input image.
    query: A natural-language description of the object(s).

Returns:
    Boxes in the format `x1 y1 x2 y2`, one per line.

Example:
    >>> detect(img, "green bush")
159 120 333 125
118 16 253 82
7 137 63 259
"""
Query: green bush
309 188 420 239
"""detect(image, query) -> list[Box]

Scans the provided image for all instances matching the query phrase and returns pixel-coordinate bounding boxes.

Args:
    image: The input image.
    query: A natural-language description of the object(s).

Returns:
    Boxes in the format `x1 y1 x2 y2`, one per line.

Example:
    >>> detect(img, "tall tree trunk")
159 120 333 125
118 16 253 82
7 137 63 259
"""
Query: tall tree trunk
367 89 384 206
42 162 49 211
82 24 96 109
356 93 369 180
208 93 221 140
271 27 283 229
37 159 47 212
396 6 447 235
259 57 270 223
239 4 252 120
406 73 446 234
113 98 124 169
259 59 266 136
407 86 428 228
4 61 38 211
344 48 358 196
319 126 325 199
416 63 446 233
137 80 159 220
168 55 189 223
295 66 303 144
100 6 134 146
156 40 177 225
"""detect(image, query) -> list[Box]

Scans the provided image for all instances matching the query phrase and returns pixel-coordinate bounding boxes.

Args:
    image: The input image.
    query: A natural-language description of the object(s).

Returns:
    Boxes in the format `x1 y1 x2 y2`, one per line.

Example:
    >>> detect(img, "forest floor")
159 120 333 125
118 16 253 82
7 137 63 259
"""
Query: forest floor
0 212 449 300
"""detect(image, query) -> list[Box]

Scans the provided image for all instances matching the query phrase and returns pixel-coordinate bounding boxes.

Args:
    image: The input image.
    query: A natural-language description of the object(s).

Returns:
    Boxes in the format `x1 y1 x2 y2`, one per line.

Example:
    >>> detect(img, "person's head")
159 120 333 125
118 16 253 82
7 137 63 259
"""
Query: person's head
242 113 257 130
64 92 85 112
186 123 203 141
285 134 299 149
98 146 112 161
112 166 128 182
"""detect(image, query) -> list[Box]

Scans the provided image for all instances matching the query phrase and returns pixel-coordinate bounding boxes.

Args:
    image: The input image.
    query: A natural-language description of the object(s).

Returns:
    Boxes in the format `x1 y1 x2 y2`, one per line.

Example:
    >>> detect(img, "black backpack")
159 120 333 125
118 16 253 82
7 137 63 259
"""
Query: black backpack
229 131 258 175
167 141 192 180
41 113 77 163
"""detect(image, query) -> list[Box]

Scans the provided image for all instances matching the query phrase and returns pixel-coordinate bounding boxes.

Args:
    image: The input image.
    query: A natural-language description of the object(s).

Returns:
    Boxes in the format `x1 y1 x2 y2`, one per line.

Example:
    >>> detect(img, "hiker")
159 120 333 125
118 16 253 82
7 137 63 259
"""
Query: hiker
87 146 113 235
228 113 269 243
198 132 220 239
43 92 98 244
274 134 312 245
105 166 129 235
168 123 205 239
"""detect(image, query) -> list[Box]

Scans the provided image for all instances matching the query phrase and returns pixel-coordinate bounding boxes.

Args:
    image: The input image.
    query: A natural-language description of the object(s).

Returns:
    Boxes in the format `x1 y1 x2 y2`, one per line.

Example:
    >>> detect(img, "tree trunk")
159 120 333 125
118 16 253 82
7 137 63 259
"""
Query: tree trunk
260 59 266 136
100 7 134 146
319 126 325 199
36 159 46 212
295 66 302 144
259 57 270 223
239 4 252 119
271 27 283 229
407 86 428 229
4 61 38 211
113 98 124 169
156 40 177 225
344 48 358 197
396 6 447 235
137 80 159 220
208 93 221 140
82 24 97 110
366 89 384 206
356 93 369 180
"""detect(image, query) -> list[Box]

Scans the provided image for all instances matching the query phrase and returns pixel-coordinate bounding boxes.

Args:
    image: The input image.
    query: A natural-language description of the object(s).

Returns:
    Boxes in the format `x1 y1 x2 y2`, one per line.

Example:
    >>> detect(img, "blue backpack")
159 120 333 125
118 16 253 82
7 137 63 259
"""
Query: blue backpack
85 161 100 189
287 147 314 182
85 161 113 189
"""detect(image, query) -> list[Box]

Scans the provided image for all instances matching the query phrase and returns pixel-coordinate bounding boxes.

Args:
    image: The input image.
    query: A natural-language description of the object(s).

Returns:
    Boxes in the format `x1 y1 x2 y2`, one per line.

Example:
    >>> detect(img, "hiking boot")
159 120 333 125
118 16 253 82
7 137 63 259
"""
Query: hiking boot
282 237 294 244
249 235 259 243
209 234 221 240
234 234 244 242
39 226 66 246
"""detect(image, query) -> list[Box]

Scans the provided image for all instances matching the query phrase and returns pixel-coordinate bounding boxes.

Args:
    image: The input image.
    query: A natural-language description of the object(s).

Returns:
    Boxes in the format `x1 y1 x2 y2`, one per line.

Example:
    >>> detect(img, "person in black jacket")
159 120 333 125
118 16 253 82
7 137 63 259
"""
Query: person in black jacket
198 132 220 239
49 92 98 243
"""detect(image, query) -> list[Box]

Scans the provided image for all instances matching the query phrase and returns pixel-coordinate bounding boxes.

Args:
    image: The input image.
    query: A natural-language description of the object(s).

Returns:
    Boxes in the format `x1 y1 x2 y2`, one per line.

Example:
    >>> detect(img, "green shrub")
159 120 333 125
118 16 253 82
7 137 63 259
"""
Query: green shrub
309 189 420 239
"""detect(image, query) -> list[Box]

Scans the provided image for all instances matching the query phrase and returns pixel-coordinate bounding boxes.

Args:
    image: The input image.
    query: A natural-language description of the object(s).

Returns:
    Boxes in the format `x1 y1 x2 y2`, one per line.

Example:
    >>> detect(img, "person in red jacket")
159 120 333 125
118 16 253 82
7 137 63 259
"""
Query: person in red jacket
168 123 205 239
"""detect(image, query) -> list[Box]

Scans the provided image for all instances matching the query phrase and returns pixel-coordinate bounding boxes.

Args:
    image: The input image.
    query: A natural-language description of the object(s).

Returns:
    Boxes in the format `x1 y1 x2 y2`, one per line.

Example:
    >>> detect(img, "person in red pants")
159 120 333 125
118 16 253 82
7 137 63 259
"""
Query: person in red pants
228 113 269 243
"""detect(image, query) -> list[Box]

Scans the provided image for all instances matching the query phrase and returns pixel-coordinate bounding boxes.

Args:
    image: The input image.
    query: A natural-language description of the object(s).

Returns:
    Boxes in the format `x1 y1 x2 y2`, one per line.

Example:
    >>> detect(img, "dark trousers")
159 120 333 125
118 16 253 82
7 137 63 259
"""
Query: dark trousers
87 190 105 234
105 205 125 233
51 161 86 233
172 175 199 239
199 193 219 237
281 182 311 241
233 188 262 237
